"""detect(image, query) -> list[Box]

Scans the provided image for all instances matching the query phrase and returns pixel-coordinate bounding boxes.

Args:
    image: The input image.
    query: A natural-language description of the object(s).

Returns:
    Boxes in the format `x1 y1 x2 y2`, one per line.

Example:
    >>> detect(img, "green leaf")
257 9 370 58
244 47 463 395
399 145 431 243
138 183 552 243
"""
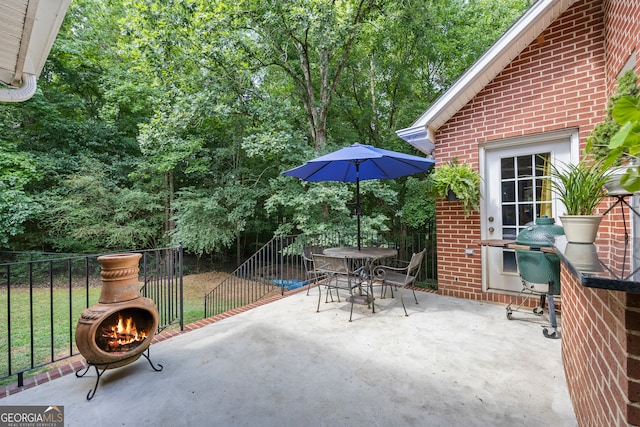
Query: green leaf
603 146 624 169
612 95 640 125
620 166 640 193
609 121 634 149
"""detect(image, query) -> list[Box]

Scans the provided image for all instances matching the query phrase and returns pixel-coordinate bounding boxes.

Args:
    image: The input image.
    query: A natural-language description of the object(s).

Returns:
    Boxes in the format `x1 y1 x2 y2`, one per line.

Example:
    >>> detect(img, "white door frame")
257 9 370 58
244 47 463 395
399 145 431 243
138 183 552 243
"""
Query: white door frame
478 128 579 293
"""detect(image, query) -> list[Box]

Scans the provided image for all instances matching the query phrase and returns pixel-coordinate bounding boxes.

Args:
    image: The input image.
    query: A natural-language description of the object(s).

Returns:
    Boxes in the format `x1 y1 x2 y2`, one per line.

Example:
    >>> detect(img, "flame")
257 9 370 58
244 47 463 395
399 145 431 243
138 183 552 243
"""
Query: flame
101 313 148 352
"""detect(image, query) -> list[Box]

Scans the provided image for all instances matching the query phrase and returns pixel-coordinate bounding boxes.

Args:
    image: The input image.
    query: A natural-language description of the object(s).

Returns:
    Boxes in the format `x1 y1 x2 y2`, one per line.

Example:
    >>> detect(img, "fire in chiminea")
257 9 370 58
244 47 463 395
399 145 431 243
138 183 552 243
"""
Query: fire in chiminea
99 311 150 352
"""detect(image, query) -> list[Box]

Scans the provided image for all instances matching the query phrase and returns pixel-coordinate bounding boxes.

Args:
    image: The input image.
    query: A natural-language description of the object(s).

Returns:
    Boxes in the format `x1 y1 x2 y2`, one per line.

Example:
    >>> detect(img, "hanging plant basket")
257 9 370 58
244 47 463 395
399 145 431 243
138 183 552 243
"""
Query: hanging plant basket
426 159 481 217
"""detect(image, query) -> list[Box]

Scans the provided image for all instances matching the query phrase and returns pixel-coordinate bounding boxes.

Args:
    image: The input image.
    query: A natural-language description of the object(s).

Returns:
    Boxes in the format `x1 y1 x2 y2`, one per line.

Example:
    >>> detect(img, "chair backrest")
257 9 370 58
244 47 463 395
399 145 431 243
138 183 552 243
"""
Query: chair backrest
312 254 350 275
407 249 426 275
302 245 324 261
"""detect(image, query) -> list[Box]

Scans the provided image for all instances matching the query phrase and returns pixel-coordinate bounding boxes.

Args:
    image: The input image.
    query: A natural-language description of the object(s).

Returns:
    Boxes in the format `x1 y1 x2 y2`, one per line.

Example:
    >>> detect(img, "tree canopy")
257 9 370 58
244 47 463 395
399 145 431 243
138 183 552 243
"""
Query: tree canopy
0 0 531 262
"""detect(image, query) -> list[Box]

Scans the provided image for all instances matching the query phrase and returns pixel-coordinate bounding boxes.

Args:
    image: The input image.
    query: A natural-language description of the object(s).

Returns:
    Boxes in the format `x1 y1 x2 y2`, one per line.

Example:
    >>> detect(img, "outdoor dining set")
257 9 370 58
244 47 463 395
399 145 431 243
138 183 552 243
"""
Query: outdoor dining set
302 245 426 322
282 142 433 322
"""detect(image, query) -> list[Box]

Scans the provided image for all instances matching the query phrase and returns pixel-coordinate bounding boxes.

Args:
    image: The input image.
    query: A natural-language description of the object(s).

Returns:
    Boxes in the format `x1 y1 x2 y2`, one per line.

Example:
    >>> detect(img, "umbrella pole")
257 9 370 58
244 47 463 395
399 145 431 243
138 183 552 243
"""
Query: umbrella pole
356 170 361 251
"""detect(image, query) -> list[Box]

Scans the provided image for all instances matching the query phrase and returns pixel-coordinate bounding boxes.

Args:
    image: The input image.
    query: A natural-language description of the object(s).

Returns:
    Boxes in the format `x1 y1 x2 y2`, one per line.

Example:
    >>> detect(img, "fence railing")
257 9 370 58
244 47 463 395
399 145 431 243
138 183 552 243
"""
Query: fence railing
204 229 436 318
0 246 183 386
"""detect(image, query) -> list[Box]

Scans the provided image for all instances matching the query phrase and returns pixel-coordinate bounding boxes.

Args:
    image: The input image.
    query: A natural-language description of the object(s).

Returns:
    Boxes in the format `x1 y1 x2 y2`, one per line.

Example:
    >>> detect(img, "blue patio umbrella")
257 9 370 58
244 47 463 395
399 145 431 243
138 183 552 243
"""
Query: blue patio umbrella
282 143 436 249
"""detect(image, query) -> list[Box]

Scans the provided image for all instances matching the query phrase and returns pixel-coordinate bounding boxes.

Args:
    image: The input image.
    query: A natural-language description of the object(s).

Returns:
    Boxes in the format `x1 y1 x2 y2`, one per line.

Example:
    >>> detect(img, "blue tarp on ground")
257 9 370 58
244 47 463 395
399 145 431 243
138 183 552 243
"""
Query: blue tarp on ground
272 279 308 290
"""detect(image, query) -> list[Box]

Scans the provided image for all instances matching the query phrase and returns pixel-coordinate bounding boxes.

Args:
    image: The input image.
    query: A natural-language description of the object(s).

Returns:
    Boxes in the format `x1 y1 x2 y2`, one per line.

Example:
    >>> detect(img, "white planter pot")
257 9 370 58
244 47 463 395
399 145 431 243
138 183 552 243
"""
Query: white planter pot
559 215 603 244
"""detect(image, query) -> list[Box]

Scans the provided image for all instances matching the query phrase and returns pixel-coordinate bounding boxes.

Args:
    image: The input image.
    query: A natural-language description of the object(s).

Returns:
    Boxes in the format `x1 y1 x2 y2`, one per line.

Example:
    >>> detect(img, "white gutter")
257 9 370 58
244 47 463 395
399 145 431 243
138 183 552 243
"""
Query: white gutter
395 126 436 155
0 73 37 102
0 0 71 102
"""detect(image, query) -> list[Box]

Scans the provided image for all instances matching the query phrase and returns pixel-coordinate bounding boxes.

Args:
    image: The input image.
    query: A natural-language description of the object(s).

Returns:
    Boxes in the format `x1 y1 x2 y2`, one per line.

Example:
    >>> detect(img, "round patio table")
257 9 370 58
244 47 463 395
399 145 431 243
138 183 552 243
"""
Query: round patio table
323 247 397 313
323 246 397 259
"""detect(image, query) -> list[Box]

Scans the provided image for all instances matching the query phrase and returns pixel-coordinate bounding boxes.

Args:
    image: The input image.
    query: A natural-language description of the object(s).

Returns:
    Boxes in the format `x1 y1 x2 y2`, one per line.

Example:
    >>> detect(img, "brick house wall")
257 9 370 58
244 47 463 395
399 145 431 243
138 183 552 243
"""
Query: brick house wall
435 0 607 301
603 0 640 90
559 1 640 426
560 266 640 426
428 0 640 425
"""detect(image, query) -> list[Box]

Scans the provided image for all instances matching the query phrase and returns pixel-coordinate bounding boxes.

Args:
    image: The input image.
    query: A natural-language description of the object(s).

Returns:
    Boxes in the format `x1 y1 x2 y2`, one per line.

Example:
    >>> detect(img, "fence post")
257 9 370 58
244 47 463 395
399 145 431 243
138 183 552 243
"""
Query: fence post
279 236 284 296
179 243 184 331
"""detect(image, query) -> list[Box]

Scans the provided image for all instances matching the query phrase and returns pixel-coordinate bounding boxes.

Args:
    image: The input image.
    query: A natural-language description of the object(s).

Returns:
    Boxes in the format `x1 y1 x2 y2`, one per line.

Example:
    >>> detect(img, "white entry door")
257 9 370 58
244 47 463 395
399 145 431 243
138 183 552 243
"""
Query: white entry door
481 131 575 292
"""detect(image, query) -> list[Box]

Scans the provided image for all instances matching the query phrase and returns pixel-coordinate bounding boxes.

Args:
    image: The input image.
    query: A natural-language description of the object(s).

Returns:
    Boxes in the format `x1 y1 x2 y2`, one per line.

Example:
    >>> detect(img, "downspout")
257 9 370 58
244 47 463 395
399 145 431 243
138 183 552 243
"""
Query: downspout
0 74 37 103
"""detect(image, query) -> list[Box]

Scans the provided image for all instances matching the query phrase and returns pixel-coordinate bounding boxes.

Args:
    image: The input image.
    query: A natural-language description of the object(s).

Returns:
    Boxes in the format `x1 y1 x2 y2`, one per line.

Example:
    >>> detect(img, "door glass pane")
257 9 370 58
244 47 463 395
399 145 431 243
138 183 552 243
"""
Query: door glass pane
518 179 534 202
500 152 552 273
518 204 534 225
501 158 515 179
502 205 516 225
502 227 517 240
503 252 517 273
502 181 515 203
517 155 533 177
535 178 545 199
535 155 547 176
537 202 552 216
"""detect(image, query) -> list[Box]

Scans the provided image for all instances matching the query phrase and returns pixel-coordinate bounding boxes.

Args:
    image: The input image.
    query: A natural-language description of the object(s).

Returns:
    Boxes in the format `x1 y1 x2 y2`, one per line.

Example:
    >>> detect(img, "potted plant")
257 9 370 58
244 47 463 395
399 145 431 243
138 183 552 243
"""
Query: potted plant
606 93 640 193
426 158 481 217
547 159 611 243
586 69 639 194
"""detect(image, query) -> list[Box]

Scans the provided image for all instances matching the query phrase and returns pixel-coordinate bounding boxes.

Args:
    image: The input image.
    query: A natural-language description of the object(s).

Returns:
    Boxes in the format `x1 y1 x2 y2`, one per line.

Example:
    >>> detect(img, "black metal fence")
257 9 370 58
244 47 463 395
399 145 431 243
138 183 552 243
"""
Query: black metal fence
0 227 436 384
0 246 183 386
204 229 436 318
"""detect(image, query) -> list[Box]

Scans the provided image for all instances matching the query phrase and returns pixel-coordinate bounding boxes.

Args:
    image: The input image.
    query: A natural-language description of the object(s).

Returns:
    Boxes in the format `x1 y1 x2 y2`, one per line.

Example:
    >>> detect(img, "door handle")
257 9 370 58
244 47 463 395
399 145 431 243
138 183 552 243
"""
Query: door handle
488 227 495 233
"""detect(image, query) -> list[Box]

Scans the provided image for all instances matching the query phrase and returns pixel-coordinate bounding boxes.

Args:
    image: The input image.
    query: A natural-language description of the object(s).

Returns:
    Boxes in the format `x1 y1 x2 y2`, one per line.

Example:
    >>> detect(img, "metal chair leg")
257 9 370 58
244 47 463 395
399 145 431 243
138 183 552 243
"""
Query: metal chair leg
411 288 418 305
399 287 408 316
316 281 322 313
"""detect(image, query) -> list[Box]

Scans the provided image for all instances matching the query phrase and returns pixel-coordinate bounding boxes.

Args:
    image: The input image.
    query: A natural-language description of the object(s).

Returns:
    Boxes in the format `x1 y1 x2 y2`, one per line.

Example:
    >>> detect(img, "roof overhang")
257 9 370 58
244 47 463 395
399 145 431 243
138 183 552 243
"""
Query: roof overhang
397 0 579 154
0 0 71 102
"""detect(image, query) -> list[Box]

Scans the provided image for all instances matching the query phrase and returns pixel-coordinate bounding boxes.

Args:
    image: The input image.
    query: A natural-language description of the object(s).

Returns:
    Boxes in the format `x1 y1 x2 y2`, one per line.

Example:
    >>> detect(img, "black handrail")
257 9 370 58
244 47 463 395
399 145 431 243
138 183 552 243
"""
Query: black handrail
204 230 436 318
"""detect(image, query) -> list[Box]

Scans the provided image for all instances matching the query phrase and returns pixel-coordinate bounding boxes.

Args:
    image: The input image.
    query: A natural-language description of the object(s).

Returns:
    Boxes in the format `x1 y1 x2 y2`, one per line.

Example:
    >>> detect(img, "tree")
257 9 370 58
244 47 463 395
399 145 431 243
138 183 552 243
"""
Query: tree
221 0 386 150
40 161 163 252
0 141 42 247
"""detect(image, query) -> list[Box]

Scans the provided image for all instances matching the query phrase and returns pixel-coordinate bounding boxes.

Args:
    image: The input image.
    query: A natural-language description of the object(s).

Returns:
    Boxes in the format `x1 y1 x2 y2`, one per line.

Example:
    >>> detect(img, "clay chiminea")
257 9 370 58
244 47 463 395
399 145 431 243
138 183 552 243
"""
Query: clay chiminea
75 253 159 369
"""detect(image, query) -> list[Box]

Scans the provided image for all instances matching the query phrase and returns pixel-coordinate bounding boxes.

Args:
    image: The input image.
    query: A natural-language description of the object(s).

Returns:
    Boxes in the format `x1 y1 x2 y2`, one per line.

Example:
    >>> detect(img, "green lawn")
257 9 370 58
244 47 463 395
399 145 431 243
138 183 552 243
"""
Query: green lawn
0 286 101 385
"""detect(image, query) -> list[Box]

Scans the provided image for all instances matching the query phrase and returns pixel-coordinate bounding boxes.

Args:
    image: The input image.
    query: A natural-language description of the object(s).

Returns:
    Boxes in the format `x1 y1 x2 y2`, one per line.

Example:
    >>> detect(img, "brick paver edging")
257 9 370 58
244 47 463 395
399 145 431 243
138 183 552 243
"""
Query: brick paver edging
0 285 434 398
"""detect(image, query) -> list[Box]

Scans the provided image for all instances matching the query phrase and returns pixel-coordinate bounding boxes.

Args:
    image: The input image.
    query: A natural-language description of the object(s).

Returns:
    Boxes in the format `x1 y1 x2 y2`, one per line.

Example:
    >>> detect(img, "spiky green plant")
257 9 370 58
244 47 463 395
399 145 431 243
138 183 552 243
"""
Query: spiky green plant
548 160 610 215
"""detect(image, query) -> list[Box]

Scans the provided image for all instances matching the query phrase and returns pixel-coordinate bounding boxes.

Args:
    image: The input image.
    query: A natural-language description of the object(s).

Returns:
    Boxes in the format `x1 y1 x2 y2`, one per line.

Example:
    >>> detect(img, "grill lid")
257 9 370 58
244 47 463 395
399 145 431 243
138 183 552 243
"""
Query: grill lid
515 216 564 247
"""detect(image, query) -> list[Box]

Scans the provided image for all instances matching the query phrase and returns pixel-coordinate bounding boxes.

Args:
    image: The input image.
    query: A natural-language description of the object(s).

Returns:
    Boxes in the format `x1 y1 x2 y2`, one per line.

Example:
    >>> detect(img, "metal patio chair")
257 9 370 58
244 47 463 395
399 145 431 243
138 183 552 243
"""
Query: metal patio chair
373 249 426 316
312 254 361 321
302 245 325 295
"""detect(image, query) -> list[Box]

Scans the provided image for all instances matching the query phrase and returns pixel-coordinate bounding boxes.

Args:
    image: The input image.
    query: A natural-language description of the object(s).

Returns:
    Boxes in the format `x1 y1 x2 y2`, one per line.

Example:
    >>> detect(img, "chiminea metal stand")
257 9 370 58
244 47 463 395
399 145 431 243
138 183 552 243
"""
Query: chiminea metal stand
75 348 163 401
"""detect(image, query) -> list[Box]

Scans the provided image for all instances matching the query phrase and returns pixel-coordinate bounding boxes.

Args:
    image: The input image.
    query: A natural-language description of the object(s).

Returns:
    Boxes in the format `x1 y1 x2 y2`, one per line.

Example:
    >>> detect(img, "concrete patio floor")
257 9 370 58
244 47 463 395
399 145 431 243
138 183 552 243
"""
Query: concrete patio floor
1 287 576 427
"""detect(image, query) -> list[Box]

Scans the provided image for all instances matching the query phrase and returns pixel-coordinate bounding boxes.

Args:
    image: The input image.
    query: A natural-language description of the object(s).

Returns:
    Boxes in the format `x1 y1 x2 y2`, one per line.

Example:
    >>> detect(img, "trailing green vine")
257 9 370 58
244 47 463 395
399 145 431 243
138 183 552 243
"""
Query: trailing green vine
586 69 639 165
